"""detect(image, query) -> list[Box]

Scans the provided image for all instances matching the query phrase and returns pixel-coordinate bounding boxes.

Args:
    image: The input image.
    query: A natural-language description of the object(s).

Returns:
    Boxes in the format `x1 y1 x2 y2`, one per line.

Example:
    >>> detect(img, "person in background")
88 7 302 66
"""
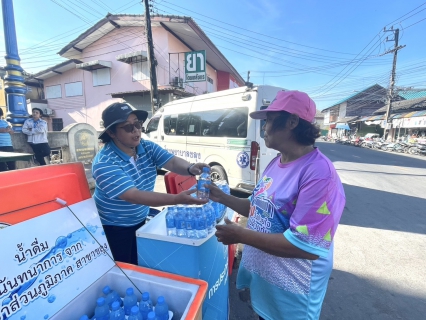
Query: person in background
0 108 16 172
22 108 51 166
92 103 208 264
209 90 346 320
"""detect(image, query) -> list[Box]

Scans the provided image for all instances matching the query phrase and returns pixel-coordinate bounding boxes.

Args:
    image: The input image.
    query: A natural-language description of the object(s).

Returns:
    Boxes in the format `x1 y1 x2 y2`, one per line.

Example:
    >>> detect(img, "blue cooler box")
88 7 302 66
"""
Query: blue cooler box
136 208 230 320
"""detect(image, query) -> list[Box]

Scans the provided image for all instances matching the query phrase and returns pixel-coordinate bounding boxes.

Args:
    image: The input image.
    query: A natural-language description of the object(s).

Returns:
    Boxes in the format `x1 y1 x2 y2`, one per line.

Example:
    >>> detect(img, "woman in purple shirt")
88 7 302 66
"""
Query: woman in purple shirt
209 90 346 320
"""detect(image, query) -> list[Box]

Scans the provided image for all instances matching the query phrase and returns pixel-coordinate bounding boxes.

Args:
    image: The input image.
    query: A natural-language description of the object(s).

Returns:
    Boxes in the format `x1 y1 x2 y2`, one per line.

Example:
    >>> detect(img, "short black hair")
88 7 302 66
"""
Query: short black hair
0 109 3 117
270 111 320 145
100 124 117 143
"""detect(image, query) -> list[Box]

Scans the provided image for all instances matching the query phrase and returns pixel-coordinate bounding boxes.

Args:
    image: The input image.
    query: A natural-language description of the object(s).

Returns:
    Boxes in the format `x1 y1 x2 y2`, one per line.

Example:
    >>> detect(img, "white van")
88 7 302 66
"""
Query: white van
143 85 285 193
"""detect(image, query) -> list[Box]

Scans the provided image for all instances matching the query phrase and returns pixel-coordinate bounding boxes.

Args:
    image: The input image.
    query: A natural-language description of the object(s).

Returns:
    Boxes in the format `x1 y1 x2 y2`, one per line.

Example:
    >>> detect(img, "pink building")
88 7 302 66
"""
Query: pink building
31 14 244 131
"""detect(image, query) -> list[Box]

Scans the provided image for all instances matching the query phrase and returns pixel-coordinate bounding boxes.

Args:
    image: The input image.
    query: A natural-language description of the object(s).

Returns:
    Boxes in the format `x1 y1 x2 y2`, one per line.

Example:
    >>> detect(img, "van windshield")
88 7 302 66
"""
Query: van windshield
260 106 268 138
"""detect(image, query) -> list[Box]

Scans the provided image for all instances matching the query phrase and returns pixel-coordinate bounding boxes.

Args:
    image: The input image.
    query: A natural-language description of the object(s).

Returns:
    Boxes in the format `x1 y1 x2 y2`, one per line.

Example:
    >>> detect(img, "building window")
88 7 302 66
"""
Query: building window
52 118 63 131
92 68 111 86
132 61 149 81
207 76 214 93
46 85 62 99
65 81 83 97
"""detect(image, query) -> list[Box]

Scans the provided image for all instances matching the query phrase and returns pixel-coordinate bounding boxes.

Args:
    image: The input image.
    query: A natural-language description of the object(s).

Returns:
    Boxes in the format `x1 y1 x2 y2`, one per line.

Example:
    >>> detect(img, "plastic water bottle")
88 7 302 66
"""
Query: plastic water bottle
110 301 125 320
165 207 176 236
155 296 169 320
194 205 208 239
185 205 196 238
123 288 138 316
139 292 153 320
79 316 89 320
175 205 187 238
128 305 143 320
205 203 216 233
147 311 156 320
103 286 123 309
94 297 110 320
197 167 211 200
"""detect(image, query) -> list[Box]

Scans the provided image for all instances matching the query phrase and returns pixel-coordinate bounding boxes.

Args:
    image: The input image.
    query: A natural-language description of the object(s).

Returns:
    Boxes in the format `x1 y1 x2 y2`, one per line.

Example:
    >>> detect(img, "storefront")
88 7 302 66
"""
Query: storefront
391 110 426 140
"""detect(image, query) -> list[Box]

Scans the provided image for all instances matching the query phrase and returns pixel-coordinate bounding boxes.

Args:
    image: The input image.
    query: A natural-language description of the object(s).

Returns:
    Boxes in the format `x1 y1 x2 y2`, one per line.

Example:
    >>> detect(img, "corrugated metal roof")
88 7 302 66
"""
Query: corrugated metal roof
321 84 384 111
398 90 426 100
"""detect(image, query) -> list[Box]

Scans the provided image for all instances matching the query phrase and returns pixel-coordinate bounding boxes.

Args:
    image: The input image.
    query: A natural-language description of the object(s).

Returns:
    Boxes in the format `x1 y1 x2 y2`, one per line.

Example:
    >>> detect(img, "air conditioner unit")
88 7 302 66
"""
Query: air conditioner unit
173 77 184 88
43 108 54 116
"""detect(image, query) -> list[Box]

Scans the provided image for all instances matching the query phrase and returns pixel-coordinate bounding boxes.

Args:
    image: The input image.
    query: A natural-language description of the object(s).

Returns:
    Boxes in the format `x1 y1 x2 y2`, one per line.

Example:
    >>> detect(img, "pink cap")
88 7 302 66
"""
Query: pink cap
250 90 316 123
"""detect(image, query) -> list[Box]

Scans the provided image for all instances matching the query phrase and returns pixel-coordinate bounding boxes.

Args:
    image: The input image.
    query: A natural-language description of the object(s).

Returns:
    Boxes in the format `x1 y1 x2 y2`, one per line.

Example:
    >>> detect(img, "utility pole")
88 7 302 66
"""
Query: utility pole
382 27 405 140
143 0 159 116
247 71 250 82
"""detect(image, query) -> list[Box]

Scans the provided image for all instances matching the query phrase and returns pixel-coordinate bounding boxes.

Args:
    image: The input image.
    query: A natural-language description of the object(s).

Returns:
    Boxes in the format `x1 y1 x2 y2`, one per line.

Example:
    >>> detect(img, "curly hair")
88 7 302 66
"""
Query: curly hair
100 124 117 143
270 111 320 146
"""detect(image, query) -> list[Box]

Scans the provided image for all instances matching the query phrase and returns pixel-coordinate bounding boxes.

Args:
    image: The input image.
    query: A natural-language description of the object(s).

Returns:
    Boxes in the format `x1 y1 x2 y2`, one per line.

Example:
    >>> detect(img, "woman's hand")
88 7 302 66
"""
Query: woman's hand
215 217 243 245
174 189 208 205
206 183 226 203
189 163 210 175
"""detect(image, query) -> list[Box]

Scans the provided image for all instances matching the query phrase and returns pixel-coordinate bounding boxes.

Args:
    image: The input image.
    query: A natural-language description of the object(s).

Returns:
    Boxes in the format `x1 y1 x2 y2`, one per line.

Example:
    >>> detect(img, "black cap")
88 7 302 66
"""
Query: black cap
98 103 148 140
32 108 44 117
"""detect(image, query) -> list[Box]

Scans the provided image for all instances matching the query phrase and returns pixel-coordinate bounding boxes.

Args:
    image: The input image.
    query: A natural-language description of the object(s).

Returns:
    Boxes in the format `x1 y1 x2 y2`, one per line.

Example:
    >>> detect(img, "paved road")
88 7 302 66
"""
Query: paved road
317 141 426 320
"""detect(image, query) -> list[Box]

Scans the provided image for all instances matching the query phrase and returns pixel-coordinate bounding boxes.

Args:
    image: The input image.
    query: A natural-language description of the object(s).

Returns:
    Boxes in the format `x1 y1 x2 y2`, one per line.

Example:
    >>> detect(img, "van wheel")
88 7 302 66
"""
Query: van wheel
211 165 228 183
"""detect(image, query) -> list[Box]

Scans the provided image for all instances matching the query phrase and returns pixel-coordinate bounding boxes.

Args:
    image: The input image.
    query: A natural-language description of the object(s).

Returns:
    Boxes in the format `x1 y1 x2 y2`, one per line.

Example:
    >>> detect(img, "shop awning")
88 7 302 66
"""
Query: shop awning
76 60 112 71
360 115 385 121
116 51 148 64
336 123 350 130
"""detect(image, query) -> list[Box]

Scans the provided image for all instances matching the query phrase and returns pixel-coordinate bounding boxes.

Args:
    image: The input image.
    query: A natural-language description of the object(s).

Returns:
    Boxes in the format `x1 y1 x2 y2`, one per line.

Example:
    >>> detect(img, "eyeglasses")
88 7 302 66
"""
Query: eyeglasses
118 121 143 133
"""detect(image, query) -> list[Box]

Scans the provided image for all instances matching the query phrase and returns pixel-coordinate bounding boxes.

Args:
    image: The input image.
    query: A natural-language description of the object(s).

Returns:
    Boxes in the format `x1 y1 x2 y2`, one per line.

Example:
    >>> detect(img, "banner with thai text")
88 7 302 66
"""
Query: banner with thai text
0 199 114 319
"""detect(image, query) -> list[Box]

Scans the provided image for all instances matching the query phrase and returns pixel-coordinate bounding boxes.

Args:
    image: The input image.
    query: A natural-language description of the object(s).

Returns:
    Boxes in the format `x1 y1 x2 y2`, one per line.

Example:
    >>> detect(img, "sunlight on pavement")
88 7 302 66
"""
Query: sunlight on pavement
334 224 426 298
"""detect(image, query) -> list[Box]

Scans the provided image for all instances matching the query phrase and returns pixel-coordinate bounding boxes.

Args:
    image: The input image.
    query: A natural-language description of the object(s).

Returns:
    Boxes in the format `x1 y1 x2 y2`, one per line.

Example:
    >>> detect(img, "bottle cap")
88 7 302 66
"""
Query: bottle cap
142 292 149 301
126 288 133 295
111 301 120 311
131 305 139 314
157 296 165 304
102 286 110 295
147 311 156 319
97 297 105 306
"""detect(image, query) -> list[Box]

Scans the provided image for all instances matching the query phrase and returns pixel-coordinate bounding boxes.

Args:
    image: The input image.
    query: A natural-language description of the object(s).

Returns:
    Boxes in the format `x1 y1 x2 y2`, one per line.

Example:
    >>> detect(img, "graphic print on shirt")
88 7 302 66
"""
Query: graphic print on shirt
243 174 313 294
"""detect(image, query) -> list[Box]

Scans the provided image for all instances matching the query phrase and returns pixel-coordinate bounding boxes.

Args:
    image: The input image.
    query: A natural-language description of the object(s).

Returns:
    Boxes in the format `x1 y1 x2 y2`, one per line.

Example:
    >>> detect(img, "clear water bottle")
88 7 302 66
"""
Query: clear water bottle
79 315 89 320
197 167 211 200
194 205 208 239
147 311 156 320
128 305 143 320
94 297 110 320
165 207 176 236
185 205 196 238
110 301 125 320
123 288 138 316
103 286 123 309
155 296 169 320
175 205 187 238
139 292 153 320
205 203 216 233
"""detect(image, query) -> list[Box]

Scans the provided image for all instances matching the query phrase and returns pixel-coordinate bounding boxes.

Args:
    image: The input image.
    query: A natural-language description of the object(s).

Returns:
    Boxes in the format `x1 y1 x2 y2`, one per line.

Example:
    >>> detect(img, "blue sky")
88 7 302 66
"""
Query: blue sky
0 0 425 109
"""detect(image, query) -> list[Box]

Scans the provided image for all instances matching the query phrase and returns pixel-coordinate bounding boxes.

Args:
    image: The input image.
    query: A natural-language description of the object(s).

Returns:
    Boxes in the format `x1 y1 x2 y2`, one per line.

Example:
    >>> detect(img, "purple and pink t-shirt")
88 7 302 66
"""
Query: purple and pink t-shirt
237 148 345 320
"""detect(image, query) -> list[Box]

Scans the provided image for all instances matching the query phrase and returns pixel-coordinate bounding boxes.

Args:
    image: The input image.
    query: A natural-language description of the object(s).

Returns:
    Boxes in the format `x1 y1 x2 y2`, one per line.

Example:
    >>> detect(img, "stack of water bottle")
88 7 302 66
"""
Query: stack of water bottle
165 167 231 238
79 285 171 320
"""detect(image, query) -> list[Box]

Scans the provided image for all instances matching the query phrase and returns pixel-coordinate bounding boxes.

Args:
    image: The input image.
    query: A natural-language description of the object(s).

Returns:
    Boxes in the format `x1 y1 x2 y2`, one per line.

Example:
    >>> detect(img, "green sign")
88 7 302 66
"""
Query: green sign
185 50 206 82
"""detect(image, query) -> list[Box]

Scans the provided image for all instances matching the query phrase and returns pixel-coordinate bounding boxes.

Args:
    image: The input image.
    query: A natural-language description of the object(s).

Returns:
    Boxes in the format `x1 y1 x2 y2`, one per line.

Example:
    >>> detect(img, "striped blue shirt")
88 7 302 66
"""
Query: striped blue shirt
92 140 174 227
0 120 12 147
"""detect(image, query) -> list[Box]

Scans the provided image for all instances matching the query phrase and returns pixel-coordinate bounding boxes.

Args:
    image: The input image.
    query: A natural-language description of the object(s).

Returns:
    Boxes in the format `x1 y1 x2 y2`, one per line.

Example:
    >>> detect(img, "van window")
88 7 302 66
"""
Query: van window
260 106 268 138
164 114 189 135
192 107 248 138
146 117 160 133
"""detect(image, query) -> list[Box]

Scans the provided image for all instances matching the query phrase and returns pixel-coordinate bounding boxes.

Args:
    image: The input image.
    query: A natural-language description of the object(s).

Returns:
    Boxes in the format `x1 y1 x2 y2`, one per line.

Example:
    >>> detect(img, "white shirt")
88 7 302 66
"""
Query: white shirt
22 118 48 144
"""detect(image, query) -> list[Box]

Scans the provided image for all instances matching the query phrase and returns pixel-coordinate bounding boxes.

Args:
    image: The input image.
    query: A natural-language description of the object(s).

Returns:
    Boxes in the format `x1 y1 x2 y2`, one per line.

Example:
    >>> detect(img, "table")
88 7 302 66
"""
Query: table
0 151 33 162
